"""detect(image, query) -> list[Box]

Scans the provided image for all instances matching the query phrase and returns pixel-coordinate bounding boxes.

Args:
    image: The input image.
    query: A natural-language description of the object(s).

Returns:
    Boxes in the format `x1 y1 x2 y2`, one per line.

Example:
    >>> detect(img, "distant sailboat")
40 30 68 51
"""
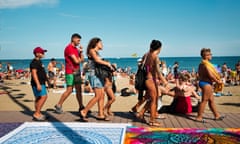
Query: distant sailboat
131 53 137 58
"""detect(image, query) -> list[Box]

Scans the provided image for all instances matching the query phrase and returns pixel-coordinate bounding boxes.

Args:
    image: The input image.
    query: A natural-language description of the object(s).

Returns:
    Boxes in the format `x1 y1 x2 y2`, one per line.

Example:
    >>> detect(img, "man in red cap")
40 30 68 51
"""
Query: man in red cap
30 47 48 121
54 33 84 114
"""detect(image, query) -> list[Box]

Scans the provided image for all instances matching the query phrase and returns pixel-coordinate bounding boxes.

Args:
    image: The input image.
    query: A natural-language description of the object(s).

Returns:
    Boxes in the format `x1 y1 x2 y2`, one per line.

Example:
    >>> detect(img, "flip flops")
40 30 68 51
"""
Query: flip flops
79 110 89 122
214 115 225 121
135 113 147 123
156 114 166 119
107 111 114 116
194 119 206 123
96 116 110 121
33 115 47 121
148 121 162 127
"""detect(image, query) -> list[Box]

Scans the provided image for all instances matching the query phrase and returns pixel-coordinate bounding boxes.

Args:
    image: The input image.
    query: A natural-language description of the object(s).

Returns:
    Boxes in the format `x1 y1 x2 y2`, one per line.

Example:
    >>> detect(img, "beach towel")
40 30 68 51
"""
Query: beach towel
201 60 224 92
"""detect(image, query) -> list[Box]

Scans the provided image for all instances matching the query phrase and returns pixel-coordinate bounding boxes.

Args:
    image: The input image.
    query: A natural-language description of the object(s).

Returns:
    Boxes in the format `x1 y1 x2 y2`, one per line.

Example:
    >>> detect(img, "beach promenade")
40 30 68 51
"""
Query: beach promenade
0 78 239 129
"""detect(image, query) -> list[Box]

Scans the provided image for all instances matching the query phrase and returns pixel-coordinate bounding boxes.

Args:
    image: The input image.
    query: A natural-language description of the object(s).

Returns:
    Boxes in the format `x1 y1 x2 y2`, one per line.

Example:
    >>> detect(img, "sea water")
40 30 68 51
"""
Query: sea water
0 56 239 73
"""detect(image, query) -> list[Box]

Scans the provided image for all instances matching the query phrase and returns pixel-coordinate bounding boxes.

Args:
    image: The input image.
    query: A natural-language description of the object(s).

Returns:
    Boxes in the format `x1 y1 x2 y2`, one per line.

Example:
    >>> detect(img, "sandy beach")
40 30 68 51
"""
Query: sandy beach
0 77 239 114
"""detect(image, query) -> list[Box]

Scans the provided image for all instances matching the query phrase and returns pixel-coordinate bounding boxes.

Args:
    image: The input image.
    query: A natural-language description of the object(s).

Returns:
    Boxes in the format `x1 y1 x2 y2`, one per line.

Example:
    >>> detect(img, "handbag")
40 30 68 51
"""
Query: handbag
95 62 115 81
135 53 148 90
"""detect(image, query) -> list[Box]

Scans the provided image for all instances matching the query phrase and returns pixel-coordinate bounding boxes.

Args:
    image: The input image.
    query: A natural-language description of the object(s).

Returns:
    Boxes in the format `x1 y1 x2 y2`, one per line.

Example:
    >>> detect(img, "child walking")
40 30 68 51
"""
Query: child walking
30 47 48 121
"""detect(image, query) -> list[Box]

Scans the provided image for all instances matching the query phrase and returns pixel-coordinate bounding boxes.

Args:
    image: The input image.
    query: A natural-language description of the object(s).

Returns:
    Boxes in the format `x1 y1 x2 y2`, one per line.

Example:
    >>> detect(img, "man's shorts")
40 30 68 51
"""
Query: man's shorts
65 74 81 86
32 85 47 97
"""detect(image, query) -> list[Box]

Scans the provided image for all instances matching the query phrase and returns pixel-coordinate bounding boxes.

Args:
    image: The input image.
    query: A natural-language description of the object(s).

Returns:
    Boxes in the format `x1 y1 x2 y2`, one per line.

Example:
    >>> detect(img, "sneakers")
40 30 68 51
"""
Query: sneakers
54 105 63 114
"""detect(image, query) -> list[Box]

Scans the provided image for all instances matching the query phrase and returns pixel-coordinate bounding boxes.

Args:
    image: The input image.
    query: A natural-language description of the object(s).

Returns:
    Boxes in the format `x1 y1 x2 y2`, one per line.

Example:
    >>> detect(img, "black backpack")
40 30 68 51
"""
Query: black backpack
135 53 148 90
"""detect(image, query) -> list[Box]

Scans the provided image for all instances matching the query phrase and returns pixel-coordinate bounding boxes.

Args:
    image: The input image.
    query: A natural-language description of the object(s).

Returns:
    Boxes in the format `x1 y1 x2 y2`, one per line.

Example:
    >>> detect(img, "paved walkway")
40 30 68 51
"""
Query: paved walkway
0 111 239 128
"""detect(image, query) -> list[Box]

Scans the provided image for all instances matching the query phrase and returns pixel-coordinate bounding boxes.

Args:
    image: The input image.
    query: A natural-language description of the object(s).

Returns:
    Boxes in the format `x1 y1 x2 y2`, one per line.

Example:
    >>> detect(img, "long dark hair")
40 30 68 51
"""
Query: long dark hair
86 37 102 56
150 40 162 51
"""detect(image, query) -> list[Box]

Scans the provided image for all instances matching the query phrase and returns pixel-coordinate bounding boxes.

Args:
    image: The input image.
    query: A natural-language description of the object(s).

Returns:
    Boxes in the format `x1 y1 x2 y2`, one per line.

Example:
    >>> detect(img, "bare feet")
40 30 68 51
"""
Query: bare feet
148 121 162 127
107 111 114 116
214 115 225 121
80 110 88 122
156 114 166 119
195 117 206 123
96 115 111 121
136 113 147 123
33 113 47 121
131 107 138 113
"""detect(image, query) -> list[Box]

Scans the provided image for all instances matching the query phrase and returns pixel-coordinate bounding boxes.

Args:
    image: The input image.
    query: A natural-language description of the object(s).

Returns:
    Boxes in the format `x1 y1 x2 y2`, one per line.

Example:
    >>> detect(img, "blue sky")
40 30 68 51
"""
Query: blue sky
0 0 240 59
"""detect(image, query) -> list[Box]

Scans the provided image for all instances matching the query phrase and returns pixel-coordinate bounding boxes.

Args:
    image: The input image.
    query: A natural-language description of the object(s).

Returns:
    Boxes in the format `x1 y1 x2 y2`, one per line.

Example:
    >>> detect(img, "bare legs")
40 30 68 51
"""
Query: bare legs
34 95 47 117
56 84 83 111
80 88 105 120
56 86 73 107
131 97 146 113
145 79 161 126
196 84 220 121
104 79 116 116
75 84 83 109
131 90 146 112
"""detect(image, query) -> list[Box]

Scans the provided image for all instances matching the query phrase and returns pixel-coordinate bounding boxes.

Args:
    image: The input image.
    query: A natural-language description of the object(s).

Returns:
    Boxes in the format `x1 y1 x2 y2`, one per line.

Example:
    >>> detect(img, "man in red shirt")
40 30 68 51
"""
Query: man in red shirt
55 33 84 113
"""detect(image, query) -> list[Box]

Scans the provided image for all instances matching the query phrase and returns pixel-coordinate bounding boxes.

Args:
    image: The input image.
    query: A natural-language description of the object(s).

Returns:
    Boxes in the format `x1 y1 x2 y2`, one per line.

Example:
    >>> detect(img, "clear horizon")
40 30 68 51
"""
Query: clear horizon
0 0 240 59
1 56 239 61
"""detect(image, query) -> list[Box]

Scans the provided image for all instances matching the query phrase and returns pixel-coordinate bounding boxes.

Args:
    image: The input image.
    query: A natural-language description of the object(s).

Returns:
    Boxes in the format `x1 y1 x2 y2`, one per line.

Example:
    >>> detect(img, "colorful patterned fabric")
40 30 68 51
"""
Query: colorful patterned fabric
125 127 240 144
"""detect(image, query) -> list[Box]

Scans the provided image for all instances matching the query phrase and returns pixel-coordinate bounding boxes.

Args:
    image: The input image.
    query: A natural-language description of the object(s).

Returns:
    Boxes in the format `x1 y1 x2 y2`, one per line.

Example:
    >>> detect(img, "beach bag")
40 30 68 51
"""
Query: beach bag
95 63 112 81
135 53 148 90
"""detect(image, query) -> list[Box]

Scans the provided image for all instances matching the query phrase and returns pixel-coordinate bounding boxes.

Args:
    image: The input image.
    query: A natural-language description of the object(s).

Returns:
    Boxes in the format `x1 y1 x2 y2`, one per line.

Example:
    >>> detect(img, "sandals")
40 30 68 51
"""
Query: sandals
96 116 110 121
79 110 89 122
129 110 136 115
129 107 137 114
214 115 225 121
194 119 206 123
79 106 91 114
156 114 166 119
148 121 162 127
107 111 114 116
135 113 147 123
33 115 47 121
194 115 225 123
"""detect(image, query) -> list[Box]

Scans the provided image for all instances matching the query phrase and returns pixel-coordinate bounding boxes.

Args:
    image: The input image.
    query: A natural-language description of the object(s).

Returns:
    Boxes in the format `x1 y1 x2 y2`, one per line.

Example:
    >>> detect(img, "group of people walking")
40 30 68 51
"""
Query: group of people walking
30 33 225 126
30 34 116 121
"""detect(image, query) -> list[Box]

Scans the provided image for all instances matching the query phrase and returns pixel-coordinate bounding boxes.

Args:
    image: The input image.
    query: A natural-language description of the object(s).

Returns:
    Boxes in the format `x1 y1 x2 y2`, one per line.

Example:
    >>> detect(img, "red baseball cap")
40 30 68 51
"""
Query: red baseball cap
33 47 47 54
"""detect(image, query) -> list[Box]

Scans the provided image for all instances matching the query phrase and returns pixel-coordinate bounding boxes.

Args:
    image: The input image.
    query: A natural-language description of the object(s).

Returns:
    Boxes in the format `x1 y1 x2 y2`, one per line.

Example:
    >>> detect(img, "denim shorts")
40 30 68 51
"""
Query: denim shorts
32 85 47 97
88 71 104 88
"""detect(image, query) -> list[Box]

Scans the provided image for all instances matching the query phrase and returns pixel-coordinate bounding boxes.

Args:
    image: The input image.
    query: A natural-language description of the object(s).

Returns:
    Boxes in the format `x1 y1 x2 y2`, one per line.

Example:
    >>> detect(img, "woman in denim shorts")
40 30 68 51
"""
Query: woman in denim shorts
80 37 114 121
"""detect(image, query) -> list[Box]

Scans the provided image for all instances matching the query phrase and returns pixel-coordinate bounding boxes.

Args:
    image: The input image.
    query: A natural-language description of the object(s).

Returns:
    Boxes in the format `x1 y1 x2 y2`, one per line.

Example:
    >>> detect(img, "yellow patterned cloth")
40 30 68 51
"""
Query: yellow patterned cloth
201 60 223 92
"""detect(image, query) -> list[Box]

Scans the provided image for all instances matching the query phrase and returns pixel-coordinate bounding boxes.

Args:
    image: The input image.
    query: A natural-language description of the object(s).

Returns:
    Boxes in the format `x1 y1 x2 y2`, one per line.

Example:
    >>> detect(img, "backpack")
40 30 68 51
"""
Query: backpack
135 53 148 90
